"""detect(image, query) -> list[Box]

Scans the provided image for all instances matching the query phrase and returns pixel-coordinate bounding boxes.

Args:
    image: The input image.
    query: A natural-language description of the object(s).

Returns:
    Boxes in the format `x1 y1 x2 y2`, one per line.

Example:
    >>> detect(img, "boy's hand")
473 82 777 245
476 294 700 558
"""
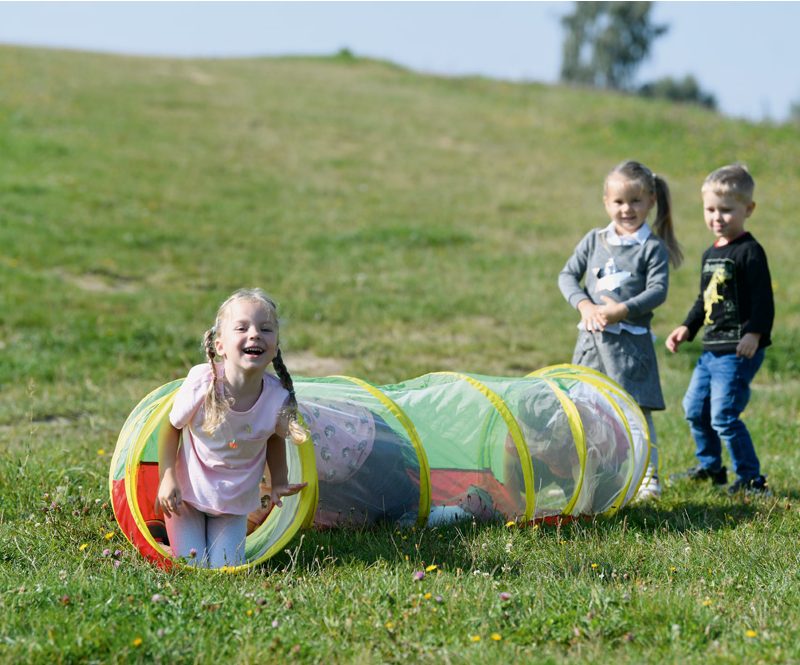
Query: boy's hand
736 332 761 359
665 325 690 353
267 482 308 509
577 299 609 332
596 296 629 325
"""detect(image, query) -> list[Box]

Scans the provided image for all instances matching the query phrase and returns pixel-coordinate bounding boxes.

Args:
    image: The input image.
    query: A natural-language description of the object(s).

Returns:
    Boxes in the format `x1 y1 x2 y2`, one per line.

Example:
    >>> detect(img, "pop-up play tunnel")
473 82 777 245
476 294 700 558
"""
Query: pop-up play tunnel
110 364 650 570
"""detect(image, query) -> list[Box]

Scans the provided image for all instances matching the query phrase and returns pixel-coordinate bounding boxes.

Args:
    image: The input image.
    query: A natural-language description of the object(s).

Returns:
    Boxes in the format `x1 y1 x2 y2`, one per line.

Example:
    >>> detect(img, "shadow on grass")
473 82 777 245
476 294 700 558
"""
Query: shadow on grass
263 490 784 575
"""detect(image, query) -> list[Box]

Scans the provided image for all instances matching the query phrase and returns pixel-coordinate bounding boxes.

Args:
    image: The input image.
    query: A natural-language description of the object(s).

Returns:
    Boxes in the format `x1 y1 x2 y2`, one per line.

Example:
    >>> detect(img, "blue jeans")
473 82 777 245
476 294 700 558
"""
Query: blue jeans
682 349 765 480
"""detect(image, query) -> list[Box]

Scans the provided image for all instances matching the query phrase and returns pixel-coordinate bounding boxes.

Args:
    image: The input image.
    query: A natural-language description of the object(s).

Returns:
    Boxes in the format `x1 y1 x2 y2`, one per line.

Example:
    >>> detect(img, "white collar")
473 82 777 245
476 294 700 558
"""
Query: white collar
602 221 652 246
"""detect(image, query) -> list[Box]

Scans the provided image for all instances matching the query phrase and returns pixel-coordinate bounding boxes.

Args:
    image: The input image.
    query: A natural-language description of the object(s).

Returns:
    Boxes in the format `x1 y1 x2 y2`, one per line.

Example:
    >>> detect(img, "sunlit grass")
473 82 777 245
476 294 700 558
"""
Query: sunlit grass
1 45 799 663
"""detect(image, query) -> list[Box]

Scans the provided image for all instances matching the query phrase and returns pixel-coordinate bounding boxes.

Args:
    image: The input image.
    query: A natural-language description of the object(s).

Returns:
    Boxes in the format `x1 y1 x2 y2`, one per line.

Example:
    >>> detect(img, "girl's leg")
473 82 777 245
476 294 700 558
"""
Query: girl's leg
206 514 248 568
636 408 661 501
643 408 659 474
164 502 207 566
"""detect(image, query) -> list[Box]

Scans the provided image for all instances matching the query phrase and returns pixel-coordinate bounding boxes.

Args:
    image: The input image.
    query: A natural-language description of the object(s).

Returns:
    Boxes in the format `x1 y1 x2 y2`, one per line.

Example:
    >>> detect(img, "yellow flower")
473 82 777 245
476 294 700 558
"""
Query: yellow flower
104 531 114 540
669 566 677 573
425 564 438 572
385 621 395 630
702 599 712 607
491 633 502 641
745 629 757 638
132 637 143 647
590 563 598 569
505 521 515 528
470 635 481 642
424 593 432 600
79 543 88 551
246 609 253 617
97 448 106 456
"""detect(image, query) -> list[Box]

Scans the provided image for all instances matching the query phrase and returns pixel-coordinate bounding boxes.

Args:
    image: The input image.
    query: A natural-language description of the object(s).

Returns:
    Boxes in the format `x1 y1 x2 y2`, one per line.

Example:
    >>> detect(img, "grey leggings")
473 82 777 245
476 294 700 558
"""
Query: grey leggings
642 408 659 474
165 502 247 568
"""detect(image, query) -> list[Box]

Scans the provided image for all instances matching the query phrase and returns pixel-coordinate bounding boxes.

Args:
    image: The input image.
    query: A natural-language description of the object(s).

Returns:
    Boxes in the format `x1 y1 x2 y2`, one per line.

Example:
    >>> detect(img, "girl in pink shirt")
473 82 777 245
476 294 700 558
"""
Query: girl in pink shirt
156 289 307 568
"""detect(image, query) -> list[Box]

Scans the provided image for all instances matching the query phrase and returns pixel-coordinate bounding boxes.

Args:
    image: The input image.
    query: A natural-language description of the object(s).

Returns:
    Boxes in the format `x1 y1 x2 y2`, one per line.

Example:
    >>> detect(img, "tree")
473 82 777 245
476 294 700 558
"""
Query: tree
638 75 717 110
560 2 668 91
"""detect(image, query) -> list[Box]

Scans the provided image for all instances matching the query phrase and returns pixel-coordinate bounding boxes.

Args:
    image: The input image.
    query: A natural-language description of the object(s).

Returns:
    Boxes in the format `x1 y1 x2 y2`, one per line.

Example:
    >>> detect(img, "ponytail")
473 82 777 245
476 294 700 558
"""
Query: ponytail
651 175 683 268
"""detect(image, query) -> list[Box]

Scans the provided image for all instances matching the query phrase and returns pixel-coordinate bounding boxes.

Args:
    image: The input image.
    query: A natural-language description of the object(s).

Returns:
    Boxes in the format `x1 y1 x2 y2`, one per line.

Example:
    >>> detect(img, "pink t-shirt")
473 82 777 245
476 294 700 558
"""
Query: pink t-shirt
169 363 289 516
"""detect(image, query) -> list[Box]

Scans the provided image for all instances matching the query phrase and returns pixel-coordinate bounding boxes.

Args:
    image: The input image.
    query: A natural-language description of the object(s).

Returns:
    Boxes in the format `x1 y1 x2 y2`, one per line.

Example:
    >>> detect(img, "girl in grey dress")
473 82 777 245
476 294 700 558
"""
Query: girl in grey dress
558 160 683 501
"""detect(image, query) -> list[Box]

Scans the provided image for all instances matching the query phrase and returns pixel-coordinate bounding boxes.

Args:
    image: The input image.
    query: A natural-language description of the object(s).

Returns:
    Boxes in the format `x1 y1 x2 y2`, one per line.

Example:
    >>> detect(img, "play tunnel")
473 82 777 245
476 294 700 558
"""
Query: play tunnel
109 364 650 570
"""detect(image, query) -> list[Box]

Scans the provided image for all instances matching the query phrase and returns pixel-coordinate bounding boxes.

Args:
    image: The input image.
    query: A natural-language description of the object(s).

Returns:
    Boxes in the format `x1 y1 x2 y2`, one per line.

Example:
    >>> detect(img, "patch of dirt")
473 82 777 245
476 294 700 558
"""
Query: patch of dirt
283 351 348 378
53 269 139 293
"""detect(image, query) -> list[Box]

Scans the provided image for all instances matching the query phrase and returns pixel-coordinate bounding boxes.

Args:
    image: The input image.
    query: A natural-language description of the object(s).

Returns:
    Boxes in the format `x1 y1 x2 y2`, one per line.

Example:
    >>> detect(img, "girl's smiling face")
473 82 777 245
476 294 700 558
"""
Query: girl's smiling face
603 175 655 236
214 298 278 376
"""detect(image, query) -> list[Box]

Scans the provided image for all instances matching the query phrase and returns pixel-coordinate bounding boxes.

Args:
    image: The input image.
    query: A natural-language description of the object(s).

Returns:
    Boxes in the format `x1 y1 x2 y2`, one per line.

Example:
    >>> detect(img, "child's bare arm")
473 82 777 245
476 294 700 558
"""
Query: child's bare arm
265 434 307 508
155 424 182 517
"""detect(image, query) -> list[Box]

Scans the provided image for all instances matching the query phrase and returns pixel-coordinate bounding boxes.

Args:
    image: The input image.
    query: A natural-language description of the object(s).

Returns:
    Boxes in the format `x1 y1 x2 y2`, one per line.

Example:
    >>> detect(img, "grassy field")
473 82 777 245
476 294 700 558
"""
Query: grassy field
1 45 799 663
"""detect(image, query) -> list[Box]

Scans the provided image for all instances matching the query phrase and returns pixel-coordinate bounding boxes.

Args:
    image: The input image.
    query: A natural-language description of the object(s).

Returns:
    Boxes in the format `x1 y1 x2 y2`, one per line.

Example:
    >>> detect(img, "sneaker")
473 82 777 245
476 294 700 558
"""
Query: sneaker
728 475 771 496
670 465 728 485
635 467 662 502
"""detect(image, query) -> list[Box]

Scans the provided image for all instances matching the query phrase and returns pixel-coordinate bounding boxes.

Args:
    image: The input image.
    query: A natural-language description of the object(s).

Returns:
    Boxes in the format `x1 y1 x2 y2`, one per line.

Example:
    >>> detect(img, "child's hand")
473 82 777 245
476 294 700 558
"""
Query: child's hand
267 482 308 509
155 470 182 517
665 325 689 353
577 299 608 332
736 332 761 359
596 296 629 325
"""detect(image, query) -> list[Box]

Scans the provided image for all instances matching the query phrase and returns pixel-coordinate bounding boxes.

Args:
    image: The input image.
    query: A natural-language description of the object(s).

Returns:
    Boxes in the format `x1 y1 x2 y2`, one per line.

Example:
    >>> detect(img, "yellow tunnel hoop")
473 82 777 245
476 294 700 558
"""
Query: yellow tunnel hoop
329 375 432 527
432 372 536 522
530 365 640 516
531 376 588 517
120 385 318 572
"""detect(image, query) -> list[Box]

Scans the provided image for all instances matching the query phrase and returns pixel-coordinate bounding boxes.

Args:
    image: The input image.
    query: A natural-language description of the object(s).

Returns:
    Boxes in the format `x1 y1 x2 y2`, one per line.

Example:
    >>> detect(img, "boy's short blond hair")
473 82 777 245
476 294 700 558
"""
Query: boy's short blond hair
702 164 755 203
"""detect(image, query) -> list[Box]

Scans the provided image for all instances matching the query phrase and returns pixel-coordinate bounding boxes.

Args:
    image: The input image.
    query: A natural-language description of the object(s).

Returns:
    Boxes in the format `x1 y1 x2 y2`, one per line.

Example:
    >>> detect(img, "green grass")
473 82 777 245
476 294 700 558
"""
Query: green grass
1 45 799 663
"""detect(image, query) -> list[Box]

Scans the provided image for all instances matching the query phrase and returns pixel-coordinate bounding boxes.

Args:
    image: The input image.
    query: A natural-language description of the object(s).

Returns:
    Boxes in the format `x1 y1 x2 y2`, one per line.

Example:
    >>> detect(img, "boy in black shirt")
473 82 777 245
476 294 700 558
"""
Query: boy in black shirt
666 164 774 495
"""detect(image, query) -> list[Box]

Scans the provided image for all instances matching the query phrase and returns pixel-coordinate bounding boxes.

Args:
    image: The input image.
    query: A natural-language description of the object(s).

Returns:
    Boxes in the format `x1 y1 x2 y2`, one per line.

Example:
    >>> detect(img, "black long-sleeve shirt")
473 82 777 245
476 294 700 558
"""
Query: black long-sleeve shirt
683 232 774 353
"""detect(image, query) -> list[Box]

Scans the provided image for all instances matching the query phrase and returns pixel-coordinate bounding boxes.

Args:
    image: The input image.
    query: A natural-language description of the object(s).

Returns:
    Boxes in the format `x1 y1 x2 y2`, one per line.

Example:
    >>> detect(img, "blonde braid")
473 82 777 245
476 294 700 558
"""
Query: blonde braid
201 325 229 434
271 348 307 444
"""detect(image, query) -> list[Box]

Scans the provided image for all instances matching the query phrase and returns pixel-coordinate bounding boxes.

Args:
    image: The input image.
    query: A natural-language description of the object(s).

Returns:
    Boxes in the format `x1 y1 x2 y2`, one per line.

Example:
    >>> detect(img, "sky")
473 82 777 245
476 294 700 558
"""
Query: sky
1 1 798 123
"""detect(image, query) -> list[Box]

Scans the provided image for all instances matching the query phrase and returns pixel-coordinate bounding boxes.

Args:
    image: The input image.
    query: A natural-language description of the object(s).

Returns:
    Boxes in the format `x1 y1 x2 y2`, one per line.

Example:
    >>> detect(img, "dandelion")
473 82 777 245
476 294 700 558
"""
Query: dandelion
385 621 395 631
499 592 511 601
413 570 425 581
104 531 115 540
97 449 106 456
669 566 677 573
246 609 253 617
590 563 598 569
132 637 143 647
424 593 432 600
702 598 713 607
425 564 438 572
505 521 515 528
79 543 88 552
469 635 481 642
745 629 757 638
491 633 502 641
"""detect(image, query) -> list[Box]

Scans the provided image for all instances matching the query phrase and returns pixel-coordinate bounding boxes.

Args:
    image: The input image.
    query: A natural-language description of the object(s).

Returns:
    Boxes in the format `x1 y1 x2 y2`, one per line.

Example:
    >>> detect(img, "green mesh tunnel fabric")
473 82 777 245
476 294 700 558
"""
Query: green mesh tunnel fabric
110 364 650 570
